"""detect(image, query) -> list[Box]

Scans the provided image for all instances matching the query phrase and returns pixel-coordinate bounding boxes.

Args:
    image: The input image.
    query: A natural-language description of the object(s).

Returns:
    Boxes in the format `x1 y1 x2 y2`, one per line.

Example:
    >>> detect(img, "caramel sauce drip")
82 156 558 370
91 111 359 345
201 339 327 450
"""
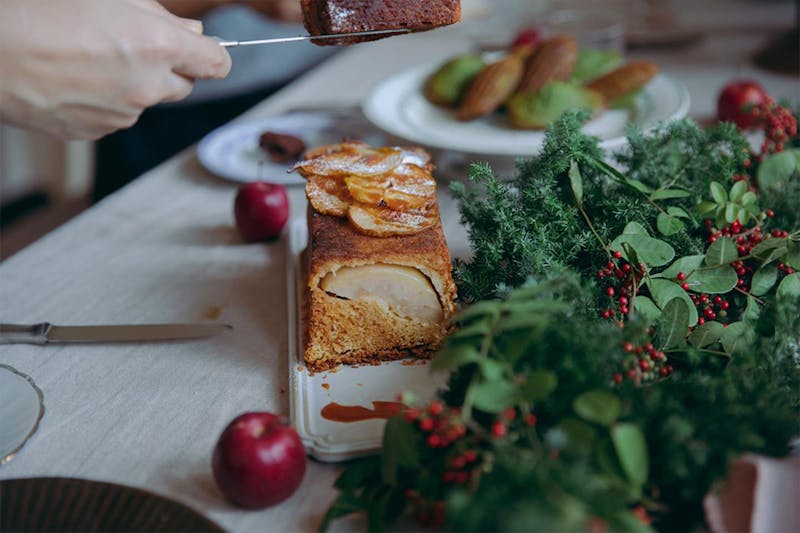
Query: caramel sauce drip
320 401 404 423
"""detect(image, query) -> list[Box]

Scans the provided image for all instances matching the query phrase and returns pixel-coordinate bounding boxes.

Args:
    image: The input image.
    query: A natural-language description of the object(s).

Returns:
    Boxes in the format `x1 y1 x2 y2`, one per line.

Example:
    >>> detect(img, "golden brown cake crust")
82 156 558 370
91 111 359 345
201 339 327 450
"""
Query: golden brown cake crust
303 207 458 372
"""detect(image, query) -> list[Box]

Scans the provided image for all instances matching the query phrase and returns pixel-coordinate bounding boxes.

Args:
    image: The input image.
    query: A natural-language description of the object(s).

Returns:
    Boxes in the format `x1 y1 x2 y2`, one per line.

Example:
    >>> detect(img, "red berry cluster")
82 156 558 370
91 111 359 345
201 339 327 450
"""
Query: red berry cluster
705 219 794 293
690 292 731 325
443 449 479 485
404 401 467 449
750 99 798 158
490 407 537 439
614 341 672 384
597 251 647 322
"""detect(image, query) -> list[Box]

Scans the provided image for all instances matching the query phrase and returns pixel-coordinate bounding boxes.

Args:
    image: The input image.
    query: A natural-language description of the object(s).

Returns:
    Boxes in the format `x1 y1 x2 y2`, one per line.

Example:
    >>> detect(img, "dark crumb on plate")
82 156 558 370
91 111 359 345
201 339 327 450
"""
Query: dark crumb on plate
259 131 306 163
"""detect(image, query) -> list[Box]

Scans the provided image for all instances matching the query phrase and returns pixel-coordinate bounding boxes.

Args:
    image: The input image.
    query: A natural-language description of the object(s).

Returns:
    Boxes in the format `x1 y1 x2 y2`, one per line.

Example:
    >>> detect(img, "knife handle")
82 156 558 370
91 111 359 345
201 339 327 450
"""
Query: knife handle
0 323 51 345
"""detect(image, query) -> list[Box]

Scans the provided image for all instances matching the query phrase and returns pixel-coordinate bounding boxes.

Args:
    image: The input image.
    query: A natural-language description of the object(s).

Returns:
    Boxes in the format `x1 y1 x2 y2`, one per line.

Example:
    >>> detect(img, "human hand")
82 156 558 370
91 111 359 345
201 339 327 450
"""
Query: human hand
0 0 232 140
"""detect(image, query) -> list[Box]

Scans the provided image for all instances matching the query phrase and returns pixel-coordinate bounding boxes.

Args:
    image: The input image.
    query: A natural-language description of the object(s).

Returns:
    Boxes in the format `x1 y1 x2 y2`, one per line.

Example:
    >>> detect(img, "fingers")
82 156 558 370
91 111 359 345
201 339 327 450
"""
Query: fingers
171 31 232 80
160 73 195 103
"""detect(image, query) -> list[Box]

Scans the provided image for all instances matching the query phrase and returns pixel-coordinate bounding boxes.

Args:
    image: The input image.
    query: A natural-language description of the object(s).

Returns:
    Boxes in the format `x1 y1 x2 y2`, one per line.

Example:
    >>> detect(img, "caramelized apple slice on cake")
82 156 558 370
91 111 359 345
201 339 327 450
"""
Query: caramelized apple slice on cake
348 204 438 237
305 175 351 217
292 142 404 178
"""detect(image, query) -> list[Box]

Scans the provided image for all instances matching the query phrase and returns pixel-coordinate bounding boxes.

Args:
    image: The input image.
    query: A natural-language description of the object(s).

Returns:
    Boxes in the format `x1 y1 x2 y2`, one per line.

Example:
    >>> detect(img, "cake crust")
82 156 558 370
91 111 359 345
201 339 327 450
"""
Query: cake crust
303 208 457 372
301 0 462 45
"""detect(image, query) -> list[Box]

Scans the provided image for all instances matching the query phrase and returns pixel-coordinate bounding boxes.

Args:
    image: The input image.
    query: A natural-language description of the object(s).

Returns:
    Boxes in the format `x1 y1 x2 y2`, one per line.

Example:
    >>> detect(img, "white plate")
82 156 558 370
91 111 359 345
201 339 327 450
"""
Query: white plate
197 113 338 185
286 219 447 463
363 63 691 156
0 364 45 465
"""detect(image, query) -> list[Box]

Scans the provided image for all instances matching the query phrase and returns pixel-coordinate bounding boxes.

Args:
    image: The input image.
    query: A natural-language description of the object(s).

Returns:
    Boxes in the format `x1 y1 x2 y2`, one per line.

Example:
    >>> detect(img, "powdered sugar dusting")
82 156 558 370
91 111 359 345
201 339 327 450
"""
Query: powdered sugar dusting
328 4 355 26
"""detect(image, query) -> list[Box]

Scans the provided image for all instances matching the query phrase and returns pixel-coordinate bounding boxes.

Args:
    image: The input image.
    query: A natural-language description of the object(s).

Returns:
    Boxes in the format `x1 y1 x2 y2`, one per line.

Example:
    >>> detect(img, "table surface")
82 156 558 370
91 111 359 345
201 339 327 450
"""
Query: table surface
1 11 798 532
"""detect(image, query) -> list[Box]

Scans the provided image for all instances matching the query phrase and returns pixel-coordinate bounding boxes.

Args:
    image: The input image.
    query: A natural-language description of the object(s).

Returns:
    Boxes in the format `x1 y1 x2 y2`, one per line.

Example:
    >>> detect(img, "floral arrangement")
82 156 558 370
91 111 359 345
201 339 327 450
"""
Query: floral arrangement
321 103 800 532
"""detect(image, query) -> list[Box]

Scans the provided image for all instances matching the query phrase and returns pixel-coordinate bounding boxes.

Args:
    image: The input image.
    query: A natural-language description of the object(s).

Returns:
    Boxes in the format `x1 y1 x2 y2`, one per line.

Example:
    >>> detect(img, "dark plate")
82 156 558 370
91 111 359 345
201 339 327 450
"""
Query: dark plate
0 477 223 532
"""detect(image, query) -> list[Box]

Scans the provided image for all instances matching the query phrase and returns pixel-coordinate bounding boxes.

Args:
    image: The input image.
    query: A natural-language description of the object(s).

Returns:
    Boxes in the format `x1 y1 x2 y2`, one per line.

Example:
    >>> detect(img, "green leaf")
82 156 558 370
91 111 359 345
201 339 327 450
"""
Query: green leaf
568 160 583 205
648 278 699 325
750 265 779 296
724 202 738 224
786 240 800 270
611 423 649 486
667 206 690 218
470 379 516 413
776 272 800 301
696 201 717 215
632 296 662 325
710 181 727 203
744 295 761 321
607 510 655 533
757 150 799 190
657 297 691 349
558 418 597 453
625 179 654 194
687 265 738 294
453 300 500 323
729 180 748 202
319 490 365 533
750 238 788 265
431 344 482 373
705 237 738 266
651 188 691 201
657 211 685 236
657 255 704 279
573 390 622 426
610 223 675 267
380 419 419 485
518 371 557 403
688 321 725 348
720 321 756 357
335 456 380 490
740 191 757 206
478 358 507 381
449 320 492 341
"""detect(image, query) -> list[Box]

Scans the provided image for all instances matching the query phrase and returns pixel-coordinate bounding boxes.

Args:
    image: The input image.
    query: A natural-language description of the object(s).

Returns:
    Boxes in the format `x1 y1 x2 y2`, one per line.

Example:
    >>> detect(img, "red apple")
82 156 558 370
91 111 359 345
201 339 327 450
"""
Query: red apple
234 182 289 242
212 412 306 509
717 80 769 129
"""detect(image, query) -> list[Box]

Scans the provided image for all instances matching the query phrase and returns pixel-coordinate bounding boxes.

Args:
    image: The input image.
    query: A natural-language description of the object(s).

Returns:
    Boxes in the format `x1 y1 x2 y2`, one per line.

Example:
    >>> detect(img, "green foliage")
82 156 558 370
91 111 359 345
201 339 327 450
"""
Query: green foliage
322 278 800 532
322 111 800 533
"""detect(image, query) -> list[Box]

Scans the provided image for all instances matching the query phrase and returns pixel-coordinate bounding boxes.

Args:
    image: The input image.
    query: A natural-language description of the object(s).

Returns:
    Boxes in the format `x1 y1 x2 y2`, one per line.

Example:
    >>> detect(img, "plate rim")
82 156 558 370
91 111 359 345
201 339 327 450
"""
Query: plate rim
196 112 336 185
362 62 691 156
0 363 45 466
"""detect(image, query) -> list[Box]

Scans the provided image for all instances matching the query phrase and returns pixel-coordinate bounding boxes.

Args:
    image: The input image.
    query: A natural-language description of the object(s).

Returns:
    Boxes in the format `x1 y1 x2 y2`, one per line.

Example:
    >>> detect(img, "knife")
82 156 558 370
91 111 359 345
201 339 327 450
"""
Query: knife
0 323 232 345
217 28 412 47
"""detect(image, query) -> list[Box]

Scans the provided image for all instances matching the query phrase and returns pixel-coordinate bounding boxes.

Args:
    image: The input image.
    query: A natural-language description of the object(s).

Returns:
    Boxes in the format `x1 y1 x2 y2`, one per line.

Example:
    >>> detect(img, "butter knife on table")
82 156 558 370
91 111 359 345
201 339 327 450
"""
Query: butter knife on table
0 323 231 345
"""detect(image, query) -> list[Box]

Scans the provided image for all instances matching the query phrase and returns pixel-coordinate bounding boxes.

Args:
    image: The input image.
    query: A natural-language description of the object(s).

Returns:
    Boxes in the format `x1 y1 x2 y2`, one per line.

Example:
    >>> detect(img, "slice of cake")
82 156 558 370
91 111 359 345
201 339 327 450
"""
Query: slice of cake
301 0 462 45
295 142 457 372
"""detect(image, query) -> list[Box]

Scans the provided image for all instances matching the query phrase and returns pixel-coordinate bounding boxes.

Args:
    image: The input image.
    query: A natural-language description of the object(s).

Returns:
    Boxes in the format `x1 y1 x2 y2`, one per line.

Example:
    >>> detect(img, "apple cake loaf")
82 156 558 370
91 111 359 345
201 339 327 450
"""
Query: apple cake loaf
293 142 457 371
301 0 462 45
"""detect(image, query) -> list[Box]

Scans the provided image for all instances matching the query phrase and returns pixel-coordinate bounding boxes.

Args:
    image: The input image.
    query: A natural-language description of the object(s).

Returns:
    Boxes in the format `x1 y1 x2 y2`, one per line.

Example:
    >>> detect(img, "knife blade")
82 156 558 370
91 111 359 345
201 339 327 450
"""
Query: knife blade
0 323 232 345
217 28 412 47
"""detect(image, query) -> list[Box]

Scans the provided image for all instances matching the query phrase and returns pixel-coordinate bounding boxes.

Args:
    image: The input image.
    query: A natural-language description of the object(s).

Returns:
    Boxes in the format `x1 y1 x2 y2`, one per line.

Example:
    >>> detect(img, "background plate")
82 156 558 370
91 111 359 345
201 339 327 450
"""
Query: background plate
197 113 336 185
286 218 446 463
0 364 44 465
363 63 690 156
0 477 222 532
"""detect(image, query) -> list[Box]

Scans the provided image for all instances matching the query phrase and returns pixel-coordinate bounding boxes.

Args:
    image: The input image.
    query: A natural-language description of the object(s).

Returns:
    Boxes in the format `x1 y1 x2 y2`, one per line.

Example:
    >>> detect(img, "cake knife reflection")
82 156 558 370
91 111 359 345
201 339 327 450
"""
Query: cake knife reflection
217 28 411 47
0 323 231 344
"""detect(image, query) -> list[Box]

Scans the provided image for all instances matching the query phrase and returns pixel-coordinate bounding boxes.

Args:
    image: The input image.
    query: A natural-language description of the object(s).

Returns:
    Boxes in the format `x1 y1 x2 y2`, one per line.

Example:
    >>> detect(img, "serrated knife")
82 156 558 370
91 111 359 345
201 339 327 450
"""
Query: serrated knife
217 28 412 47
0 323 232 345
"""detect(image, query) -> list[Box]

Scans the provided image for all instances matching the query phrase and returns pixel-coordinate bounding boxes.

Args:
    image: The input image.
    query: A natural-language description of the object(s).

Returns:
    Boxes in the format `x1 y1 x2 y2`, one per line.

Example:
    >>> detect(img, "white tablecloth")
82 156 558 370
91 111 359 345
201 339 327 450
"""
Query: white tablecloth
1 18 798 532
